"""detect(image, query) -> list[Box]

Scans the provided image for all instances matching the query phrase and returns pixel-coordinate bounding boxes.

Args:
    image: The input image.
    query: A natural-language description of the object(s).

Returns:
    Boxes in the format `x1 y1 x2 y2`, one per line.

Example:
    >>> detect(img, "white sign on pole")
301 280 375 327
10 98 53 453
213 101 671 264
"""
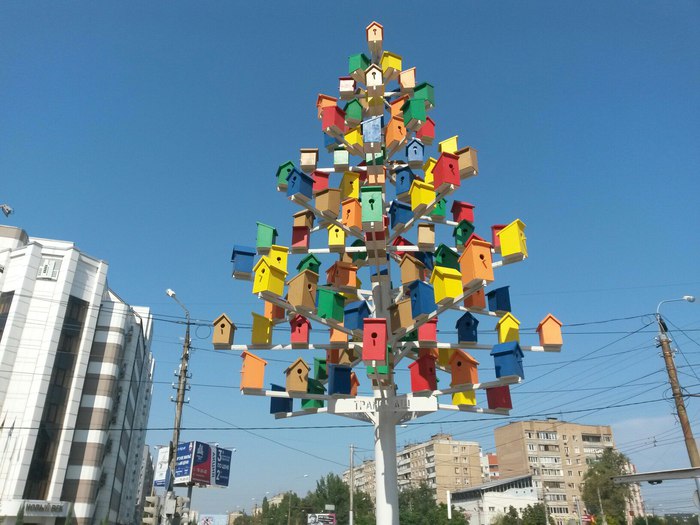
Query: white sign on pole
153 446 171 488
329 395 438 414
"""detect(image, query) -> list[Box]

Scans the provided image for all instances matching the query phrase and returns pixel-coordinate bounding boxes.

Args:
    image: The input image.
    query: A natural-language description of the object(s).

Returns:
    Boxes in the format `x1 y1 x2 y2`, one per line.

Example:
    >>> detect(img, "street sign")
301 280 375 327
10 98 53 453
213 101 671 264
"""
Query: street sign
307 514 336 524
212 446 232 487
174 442 194 485
329 395 438 414
174 441 233 487
153 446 171 488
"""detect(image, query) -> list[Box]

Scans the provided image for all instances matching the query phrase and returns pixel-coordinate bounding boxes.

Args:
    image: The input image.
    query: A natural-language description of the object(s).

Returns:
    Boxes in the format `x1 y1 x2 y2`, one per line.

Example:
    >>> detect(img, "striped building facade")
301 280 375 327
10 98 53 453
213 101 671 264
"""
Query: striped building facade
0 226 154 525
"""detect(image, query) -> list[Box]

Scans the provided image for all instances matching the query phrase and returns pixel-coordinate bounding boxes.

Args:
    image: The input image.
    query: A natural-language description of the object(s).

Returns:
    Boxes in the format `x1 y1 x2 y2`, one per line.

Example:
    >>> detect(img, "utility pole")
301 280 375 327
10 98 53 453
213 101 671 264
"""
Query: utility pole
542 487 549 525
597 487 608 525
349 444 354 525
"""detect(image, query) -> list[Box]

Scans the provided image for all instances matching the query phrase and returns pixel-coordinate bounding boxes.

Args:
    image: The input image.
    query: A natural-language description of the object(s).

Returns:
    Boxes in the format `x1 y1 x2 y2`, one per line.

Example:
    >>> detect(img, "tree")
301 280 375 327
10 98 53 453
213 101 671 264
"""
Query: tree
301 473 374 525
398 483 468 525
581 449 632 525
633 516 664 525
492 506 521 525
522 503 554 525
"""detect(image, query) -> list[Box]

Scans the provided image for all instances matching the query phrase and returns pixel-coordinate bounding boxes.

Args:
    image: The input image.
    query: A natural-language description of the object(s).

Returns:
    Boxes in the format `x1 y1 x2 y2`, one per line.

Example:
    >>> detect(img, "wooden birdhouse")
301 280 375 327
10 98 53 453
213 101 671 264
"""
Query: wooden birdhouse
344 126 364 156
365 64 384 97
349 239 368 264
394 166 415 200
487 286 511 314
291 226 309 253
429 266 463 305
388 95 409 119
422 157 437 186
293 210 315 229
314 357 327 381
269 384 293 415
398 253 426 285
406 139 425 169
362 116 383 153
497 219 528 259
486 385 513 410
316 188 341 219
334 147 350 171
450 349 480 385
341 198 362 231
311 170 330 195
491 341 524 379
438 135 458 154
451 201 475 224
267 245 289 273
286 169 314 201
456 312 479 343
342 300 370 331
251 313 273 345
256 222 278 253
322 105 346 137
416 117 436 145
212 313 235 349
289 315 311 347
344 99 363 128
264 300 285 321
287 269 318 311
275 161 295 191
331 325 349 346
240 351 267 390
317 289 345 322
453 220 476 249
299 148 319 173
252 257 287 296
301 379 325 410
297 254 321 274
348 53 370 82
366 21 384 53
362 318 387 363
496 312 521 343
231 245 256 279
326 260 359 289
393 236 415 257
408 280 437 320
385 117 406 156
455 146 479 178
327 224 346 252
389 200 413 230
430 198 447 219
536 314 563 348
464 288 486 310
285 357 310 392
459 235 494 287
350 372 360 396
433 152 461 193
452 390 477 407
380 51 402 82
401 99 427 132
415 251 435 272
399 67 416 93
434 243 460 270
316 94 338 119
338 76 357 99
389 298 412 332
413 82 435 109
408 180 435 214
328 364 352 395
417 317 438 343
360 186 384 226
409 354 437 392
339 171 359 201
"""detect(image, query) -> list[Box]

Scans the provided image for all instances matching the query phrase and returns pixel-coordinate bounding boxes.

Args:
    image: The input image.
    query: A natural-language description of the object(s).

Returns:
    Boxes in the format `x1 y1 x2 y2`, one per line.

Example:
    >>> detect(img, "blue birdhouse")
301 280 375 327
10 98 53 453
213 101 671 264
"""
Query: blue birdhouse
490 341 524 379
328 364 352 395
487 286 511 313
362 116 384 145
414 251 435 271
389 200 413 230
231 245 257 278
286 168 314 201
407 280 437 320
324 132 341 151
344 301 371 331
456 312 479 343
269 384 293 414
394 166 415 199
406 138 425 168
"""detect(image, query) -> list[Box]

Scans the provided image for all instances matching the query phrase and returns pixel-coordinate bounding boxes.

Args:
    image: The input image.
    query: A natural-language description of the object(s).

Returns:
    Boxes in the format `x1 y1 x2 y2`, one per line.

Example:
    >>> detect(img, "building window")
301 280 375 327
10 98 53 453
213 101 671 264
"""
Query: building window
37 257 62 280
566 459 572 465
0 291 14 343
489 507 495 512
537 432 558 440
528 444 536 451
455 468 460 474
526 432 534 439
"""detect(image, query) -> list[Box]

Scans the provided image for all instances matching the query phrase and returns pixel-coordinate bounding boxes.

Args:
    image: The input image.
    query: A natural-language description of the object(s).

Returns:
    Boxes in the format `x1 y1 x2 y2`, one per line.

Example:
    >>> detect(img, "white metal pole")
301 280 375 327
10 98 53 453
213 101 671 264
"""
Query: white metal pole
373 400 399 525
349 444 355 525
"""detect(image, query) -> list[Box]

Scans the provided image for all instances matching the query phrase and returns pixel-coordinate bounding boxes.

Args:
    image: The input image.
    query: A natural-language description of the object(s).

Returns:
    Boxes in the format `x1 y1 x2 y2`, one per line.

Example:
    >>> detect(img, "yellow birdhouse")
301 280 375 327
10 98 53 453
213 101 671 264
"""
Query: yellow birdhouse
327 224 346 252
344 127 364 155
367 96 384 117
251 313 273 345
408 180 435 213
536 314 563 348
267 245 289 273
452 390 477 406
212 313 235 349
497 219 528 259
340 171 360 200
438 135 459 154
438 348 454 367
423 157 437 186
429 266 463 305
380 51 402 82
252 257 287 296
496 312 521 343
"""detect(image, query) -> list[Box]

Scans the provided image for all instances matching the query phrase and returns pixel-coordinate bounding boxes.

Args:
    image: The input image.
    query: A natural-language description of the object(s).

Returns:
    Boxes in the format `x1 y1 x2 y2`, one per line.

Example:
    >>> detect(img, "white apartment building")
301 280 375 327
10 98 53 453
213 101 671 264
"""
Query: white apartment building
451 474 538 525
0 226 154 525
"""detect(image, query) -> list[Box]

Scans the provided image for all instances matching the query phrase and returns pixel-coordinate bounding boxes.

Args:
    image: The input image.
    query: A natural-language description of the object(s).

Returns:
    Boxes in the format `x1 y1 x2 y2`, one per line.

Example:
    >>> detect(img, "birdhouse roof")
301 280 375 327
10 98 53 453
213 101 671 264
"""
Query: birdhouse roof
231 245 256 260
536 314 563 332
451 201 475 213
389 200 411 213
289 314 311 327
300 147 319 156
415 81 434 91
365 63 383 74
455 312 479 329
409 180 433 194
296 254 321 271
407 279 431 292
399 253 426 269
213 313 235 328
285 357 310 375
452 219 475 236
455 145 478 155
275 161 295 179
240 351 267 366
345 300 370 314
449 349 479 367
490 341 523 357
390 94 409 109
316 94 338 108
464 234 490 249
434 243 457 258
419 117 436 131
286 268 319 286
392 236 414 248
342 197 360 207
366 21 384 36
499 219 526 234
429 266 461 282
269 245 289 254
407 137 424 148
293 209 315 220
496 312 521 328
256 222 278 235
408 354 436 370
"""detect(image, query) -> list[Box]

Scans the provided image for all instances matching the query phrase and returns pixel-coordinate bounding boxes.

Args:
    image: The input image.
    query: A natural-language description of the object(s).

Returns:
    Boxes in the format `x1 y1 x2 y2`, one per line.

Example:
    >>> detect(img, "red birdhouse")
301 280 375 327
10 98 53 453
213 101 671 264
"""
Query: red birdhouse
290 315 311 347
409 354 438 392
362 318 387 363
291 226 310 253
415 117 436 145
491 224 507 253
486 385 513 409
312 170 330 194
417 317 438 343
451 201 475 224
432 152 461 192
322 106 346 136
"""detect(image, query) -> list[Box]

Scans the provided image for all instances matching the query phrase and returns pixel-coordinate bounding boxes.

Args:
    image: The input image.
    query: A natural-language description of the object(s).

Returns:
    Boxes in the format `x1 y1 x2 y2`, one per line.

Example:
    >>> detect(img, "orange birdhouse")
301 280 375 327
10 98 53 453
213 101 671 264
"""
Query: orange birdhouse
536 314 563 348
458 234 495 288
350 372 361 396
464 288 486 310
285 357 310 392
341 198 362 231
264 300 285 321
449 350 479 386
240 351 268 390
212 313 236 350
326 261 359 288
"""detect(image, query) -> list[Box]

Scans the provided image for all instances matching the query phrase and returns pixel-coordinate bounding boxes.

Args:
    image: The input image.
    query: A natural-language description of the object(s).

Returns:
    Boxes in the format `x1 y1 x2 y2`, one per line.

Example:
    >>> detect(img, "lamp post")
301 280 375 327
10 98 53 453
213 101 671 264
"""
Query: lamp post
655 296 700 497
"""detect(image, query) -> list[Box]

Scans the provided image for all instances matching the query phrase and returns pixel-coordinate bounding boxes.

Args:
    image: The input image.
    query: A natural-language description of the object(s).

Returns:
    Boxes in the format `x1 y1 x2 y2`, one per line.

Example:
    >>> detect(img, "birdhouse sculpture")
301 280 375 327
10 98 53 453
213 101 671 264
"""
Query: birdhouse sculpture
275 161 295 191
287 270 319 312
316 94 338 119
401 99 427 132
406 138 425 169
365 64 384 97
389 200 412 230
256 222 278 254
409 354 437 392
252 257 287 297
429 266 463 305
536 314 563 348
408 280 437 320
362 115 384 153
348 53 371 82
453 220 476 250
338 76 357 99
490 341 524 379
399 67 416 93
486 385 513 410
459 235 494 288
302 379 325 410
300 148 319 173
297 254 321 274
490 224 506 253
340 171 360 200
285 357 310 392
327 224 346 252
455 312 479 343
328 364 353 395
417 223 435 252
341 198 362 232
311 170 330 195
344 300 371 331
362 318 387 363
361 186 384 226
289 315 311 347
497 219 528 259
394 166 415 201
291 226 310 253
416 117 436 145
344 99 363 128
321 105 346 137
433 152 461 193
267 245 289 273
251 313 273 345
496 312 521 343
464 288 486 310
413 82 435 109
408 180 435 214
317 288 345 322
417 317 438 344
434 244 460 271
487 286 511 314
455 146 479 178
231 245 257 279
269 384 293 415
315 188 341 219
389 298 413 332
438 135 458 154
334 147 350 171
293 210 315 229
451 201 475 224
212 313 236 349
398 254 426 286
240 351 267 390
314 357 328 381
380 51 402 82
385 117 406 156
450 349 479 385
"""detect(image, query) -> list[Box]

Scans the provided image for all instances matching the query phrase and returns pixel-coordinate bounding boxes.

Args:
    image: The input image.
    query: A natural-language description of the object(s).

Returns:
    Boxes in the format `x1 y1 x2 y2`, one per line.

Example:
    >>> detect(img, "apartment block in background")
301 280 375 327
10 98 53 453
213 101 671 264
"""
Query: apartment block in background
0 226 154 525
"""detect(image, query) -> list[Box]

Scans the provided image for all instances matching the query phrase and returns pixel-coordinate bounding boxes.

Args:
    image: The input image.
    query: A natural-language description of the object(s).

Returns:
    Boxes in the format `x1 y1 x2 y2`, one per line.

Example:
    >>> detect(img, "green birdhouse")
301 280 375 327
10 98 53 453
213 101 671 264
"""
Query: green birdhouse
434 243 460 270
314 357 328 381
400 329 418 342
256 222 278 252
453 219 476 248
344 100 363 127
429 198 447 218
275 161 295 190
349 53 371 81
413 82 435 109
297 254 321 274
360 186 384 224
351 239 368 262
302 378 325 410
401 99 428 131
317 289 345 322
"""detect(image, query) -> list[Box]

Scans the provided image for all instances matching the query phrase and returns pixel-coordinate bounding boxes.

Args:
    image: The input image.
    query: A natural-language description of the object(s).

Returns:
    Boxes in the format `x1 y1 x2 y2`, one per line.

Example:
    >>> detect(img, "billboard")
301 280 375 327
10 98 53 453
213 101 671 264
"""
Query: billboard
307 514 336 524
198 515 228 525
174 441 232 487
153 446 171 488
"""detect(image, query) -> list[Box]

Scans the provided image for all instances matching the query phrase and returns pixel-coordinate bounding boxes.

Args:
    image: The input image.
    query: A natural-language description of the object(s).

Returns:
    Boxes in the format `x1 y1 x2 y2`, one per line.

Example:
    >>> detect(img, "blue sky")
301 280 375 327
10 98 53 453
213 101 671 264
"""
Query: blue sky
2 0 700 516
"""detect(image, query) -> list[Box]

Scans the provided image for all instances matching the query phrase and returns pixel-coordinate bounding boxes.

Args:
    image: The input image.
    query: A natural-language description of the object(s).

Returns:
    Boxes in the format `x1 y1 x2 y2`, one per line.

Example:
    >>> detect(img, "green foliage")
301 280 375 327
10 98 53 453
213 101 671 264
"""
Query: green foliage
521 503 554 525
581 449 631 525
633 517 664 525
398 483 468 525
492 506 521 525
233 513 253 525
